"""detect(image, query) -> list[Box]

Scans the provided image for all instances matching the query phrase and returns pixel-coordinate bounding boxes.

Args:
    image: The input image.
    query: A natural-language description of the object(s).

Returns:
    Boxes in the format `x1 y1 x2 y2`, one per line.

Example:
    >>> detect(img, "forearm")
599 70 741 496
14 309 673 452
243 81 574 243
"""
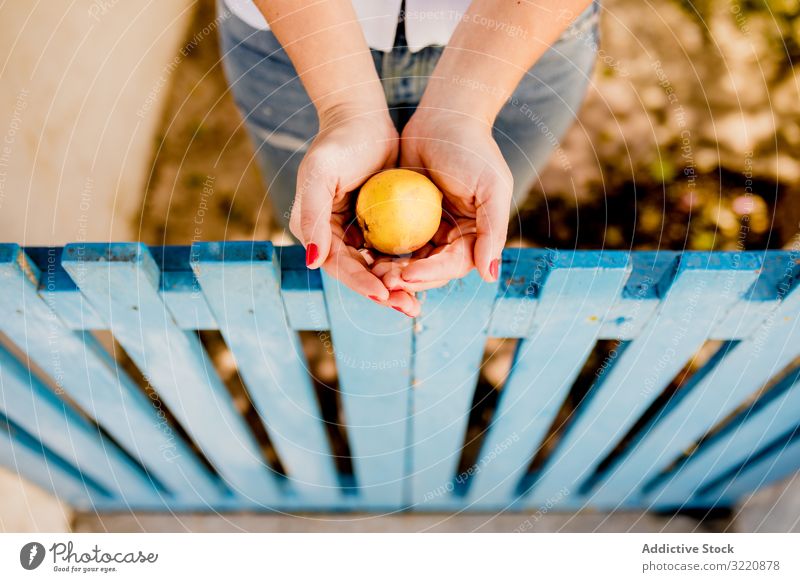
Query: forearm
419 0 593 124
253 0 387 120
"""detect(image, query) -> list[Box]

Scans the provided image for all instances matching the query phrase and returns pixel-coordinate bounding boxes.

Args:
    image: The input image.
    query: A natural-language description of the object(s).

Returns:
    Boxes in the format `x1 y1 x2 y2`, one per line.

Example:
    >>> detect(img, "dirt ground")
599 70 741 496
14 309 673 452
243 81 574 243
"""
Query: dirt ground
139 0 800 250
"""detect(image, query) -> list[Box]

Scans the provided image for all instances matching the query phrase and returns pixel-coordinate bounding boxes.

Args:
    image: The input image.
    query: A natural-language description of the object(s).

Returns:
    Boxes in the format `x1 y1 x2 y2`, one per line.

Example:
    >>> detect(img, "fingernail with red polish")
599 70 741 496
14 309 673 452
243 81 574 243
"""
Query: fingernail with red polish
368 295 381 302
306 243 319 267
489 259 499 281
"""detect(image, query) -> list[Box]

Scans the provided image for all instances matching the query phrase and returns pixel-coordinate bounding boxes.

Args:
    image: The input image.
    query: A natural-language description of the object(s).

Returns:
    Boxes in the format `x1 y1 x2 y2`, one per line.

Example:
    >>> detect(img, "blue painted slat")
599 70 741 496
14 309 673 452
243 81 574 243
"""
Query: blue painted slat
321 272 413 508
26 245 332 333
25 247 106 330
710 252 794 339
527 253 762 510
0 345 159 502
25 246 218 331
410 270 499 508
0 244 220 503
27 246 784 339
28 245 780 337
61 243 279 504
695 425 800 508
17 254 328 335
487 249 553 338
466 251 632 509
159 271 218 330
150 246 219 329
597 252 675 340
277 245 329 331
191 241 339 498
589 258 800 508
0 413 101 509
649 368 800 508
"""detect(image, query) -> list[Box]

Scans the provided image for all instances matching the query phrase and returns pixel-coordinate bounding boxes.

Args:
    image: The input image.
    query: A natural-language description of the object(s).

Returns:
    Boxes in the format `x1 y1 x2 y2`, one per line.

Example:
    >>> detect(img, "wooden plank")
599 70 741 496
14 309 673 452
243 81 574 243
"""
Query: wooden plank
277 245 329 331
710 252 792 340
0 412 103 509
191 241 339 499
25 247 105 329
0 345 160 502
694 424 800 508
26 244 331 333
526 252 762 510
0 244 221 503
487 249 554 338
410 270 498 507
649 368 800 508
61 243 280 504
150 246 219 330
598 252 675 340
160 271 218 330
590 255 800 508
38 246 778 339
26 246 218 331
321 271 413 508
466 251 632 508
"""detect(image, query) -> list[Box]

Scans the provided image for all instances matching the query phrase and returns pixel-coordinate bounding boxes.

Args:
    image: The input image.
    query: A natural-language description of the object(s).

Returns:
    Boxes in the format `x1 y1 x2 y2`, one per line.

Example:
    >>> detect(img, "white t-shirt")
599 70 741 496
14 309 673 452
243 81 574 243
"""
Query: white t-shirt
224 0 471 52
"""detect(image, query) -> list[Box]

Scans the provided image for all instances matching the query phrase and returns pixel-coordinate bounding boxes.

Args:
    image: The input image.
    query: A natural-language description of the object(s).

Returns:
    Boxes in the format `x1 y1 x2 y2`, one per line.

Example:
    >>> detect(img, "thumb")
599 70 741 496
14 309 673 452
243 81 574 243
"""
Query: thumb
474 172 512 283
290 165 334 269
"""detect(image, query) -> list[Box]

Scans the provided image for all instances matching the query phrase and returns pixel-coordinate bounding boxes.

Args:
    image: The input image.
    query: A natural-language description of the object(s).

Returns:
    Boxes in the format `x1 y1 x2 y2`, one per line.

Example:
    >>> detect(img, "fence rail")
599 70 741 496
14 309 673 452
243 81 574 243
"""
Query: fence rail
0 242 798 512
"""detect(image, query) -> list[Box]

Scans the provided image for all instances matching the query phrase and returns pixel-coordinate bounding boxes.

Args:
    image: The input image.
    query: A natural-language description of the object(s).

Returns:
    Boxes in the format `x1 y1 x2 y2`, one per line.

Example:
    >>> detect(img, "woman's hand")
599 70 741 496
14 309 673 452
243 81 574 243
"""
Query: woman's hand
290 106 420 314
367 0 594 294
379 110 512 292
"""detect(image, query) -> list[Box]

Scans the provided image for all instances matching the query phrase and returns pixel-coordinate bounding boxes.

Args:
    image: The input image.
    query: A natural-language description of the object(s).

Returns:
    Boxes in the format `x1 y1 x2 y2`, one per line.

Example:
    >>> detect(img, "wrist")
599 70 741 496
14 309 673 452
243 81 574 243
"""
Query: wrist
417 73 509 127
404 107 493 140
317 89 391 131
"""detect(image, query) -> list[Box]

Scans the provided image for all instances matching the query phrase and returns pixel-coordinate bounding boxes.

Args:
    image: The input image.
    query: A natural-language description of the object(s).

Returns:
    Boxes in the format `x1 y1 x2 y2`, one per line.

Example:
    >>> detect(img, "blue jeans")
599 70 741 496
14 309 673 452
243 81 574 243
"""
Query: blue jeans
219 2 599 230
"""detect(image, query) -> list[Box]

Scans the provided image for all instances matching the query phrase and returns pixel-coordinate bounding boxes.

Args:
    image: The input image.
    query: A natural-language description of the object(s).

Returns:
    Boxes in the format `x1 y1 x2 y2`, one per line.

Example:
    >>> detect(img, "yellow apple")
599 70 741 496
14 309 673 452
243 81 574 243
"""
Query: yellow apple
356 169 443 255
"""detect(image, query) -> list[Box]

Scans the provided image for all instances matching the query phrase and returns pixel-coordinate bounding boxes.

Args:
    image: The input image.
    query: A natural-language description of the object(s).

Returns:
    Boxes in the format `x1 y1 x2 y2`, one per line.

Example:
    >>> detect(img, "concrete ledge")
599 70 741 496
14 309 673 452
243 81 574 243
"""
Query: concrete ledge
72 511 726 533
735 474 800 533
0 468 71 533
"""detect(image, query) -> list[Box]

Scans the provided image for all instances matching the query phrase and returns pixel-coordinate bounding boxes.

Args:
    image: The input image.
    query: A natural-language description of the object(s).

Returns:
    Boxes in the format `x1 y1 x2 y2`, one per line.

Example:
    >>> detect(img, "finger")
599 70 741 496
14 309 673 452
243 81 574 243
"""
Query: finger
290 160 334 269
382 266 406 292
474 172 512 283
386 289 421 318
370 259 397 280
364 261 422 315
379 263 449 293
370 256 411 278
323 242 390 302
371 258 408 290
401 235 475 284
370 255 448 292
398 278 451 293
361 263 421 315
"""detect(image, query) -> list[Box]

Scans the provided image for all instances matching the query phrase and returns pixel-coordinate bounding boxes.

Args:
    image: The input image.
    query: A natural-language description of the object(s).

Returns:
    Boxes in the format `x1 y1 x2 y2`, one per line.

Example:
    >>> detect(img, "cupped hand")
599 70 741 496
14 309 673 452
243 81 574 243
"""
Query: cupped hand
290 106 420 314
380 110 512 292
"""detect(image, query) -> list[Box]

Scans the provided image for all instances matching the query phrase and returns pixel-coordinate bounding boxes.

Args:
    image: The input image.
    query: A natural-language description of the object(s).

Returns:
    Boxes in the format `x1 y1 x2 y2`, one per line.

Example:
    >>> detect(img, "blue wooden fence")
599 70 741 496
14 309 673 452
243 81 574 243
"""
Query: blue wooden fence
0 242 798 513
